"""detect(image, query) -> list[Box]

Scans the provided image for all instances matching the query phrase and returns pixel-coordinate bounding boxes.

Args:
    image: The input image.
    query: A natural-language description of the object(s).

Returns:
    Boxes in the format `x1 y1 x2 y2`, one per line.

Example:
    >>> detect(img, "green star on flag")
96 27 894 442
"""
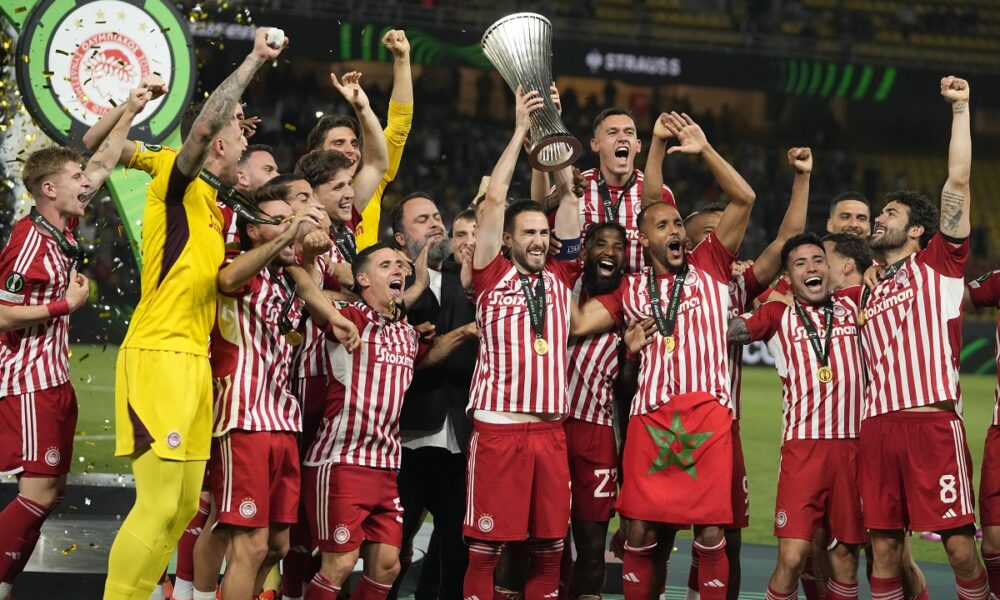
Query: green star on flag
645 413 713 479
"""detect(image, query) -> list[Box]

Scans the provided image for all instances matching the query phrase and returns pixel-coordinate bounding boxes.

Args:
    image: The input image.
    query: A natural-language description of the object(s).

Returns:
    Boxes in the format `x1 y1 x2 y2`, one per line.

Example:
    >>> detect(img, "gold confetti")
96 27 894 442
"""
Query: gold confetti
61 544 78 555
78 353 90 362
14 6 27 13
284 123 297 132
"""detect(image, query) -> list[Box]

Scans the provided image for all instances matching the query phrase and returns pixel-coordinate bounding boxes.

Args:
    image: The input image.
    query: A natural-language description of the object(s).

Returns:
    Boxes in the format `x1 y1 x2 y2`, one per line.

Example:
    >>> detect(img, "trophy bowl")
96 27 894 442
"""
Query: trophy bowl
482 13 583 172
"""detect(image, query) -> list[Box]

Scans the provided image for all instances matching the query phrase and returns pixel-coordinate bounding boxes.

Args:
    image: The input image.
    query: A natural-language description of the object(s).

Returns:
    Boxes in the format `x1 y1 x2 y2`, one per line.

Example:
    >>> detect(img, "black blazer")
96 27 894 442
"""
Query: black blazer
400 260 477 450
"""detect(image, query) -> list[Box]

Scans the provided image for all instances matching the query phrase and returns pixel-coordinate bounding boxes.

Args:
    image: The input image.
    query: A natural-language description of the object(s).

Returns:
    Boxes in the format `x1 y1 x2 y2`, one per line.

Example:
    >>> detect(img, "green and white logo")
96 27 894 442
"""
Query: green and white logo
5 273 24 293
12 0 195 146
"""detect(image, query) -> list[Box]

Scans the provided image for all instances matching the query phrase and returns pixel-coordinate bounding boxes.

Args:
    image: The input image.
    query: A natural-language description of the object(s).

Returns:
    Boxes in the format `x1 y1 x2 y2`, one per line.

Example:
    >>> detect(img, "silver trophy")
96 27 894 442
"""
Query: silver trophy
482 13 582 172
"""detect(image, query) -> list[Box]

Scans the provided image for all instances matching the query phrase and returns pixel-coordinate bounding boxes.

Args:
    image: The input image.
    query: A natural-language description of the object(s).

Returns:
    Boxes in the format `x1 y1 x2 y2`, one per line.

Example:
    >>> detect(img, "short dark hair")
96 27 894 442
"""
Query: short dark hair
239 144 274 166
452 208 476 228
884 190 938 248
294 149 354 188
683 202 727 224
352 242 397 289
179 101 205 143
822 232 874 274
390 191 436 236
503 200 546 234
635 201 680 230
305 114 362 153
781 232 825 268
592 108 635 134
583 221 627 249
830 191 870 212
236 180 292 251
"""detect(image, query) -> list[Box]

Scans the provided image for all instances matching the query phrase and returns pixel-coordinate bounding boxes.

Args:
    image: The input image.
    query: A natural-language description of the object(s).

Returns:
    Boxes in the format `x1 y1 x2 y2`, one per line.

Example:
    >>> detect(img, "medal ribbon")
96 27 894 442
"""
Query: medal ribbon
647 263 688 341
793 299 835 368
596 170 636 223
30 209 82 272
277 271 299 336
517 272 546 341
331 225 358 264
199 170 282 225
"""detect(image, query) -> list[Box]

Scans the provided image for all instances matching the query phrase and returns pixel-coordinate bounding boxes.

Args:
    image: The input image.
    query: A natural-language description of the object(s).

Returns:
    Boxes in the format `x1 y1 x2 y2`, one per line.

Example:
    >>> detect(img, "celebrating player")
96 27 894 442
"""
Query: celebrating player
0 85 147 600
729 232 870 600
563 221 629 599
462 86 582 600
857 76 987 600
572 111 756 600
103 27 286 600
206 178 325 600
305 37 407 251
290 242 475 599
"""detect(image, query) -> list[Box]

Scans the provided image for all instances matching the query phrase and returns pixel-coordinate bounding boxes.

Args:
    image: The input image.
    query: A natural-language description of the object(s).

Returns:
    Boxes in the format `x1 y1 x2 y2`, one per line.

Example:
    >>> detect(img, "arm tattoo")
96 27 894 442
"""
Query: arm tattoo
953 101 968 114
727 318 750 343
940 190 966 233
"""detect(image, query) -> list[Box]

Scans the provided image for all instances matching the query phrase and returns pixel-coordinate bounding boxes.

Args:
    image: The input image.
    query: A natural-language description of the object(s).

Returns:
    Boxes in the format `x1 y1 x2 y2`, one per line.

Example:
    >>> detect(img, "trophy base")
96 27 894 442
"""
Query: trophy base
528 133 583 172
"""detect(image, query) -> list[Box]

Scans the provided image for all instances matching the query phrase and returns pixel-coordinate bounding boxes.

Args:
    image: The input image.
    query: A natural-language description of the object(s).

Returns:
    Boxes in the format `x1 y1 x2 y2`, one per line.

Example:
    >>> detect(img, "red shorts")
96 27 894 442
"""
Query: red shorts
774 438 866 544
464 420 571 541
860 410 976 532
304 463 402 552
980 425 1000 526
726 421 749 529
292 375 327 457
564 418 618 522
209 430 301 528
0 382 77 476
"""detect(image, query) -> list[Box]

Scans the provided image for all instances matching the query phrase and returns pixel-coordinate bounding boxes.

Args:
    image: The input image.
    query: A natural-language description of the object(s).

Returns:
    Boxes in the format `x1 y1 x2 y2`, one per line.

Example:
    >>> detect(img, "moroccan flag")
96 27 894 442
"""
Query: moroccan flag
616 391 733 525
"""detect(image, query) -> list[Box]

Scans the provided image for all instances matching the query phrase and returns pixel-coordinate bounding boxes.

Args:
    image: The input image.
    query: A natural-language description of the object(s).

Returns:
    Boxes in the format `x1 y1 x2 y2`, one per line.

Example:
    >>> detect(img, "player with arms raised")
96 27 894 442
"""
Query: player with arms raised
858 76 987 600
572 112 756 600
462 86 582 600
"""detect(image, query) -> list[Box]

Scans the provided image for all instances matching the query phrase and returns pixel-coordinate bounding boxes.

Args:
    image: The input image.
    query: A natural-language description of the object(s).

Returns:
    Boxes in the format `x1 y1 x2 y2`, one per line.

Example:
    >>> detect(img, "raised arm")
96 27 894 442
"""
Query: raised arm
82 87 154 194
750 147 812 284
663 112 756 254
938 76 971 240
474 86 544 269
287 263 360 351
552 166 582 241
176 27 285 178
217 205 324 294
0 271 89 332
641 112 673 207
82 74 167 166
332 72 389 213
384 30 413 105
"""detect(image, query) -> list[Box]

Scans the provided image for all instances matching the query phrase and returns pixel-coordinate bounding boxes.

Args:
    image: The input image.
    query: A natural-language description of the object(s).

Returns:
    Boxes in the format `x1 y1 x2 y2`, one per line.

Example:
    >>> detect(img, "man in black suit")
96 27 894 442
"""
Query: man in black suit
390 193 478 600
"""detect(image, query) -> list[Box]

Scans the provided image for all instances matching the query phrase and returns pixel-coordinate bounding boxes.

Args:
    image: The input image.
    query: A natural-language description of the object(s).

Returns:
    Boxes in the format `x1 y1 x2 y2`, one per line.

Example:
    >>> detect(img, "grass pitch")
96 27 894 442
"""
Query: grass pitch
69 343 998 565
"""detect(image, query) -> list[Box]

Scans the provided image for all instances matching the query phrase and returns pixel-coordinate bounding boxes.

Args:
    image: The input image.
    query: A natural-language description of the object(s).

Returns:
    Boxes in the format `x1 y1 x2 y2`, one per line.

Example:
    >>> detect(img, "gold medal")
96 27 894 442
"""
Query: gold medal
533 337 549 356
858 309 867 326
664 335 676 353
285 331 303 346
817 365 833 383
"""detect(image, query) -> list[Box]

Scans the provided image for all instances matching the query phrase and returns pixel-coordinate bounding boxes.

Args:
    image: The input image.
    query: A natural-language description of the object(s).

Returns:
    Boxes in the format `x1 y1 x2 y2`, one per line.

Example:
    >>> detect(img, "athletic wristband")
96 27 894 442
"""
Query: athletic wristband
554 236 581 260
941 232 968 245
47 299 70 318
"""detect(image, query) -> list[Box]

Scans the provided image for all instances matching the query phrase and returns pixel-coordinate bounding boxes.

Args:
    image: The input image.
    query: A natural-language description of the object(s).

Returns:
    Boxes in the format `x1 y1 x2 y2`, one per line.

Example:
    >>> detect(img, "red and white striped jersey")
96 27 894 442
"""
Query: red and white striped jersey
967 269 1000 426
727 268 766 419
210 256 302 434
304 303 426 469
567 287 619 426
469 253 580 416
740 288 865 440
0 217 73 396
858 233 968 418
292 246 345 380
215 203 239 245
578 168 676 273
596 233 734 416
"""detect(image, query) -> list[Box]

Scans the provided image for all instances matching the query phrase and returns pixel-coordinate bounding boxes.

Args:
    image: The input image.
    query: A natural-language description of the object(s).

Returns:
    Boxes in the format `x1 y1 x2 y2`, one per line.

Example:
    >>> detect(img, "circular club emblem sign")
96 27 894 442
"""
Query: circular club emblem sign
15 0 195 146
775 510 787 528
333 526 351 544
239 499 257 519
44 447 61 467
477 514 494 533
